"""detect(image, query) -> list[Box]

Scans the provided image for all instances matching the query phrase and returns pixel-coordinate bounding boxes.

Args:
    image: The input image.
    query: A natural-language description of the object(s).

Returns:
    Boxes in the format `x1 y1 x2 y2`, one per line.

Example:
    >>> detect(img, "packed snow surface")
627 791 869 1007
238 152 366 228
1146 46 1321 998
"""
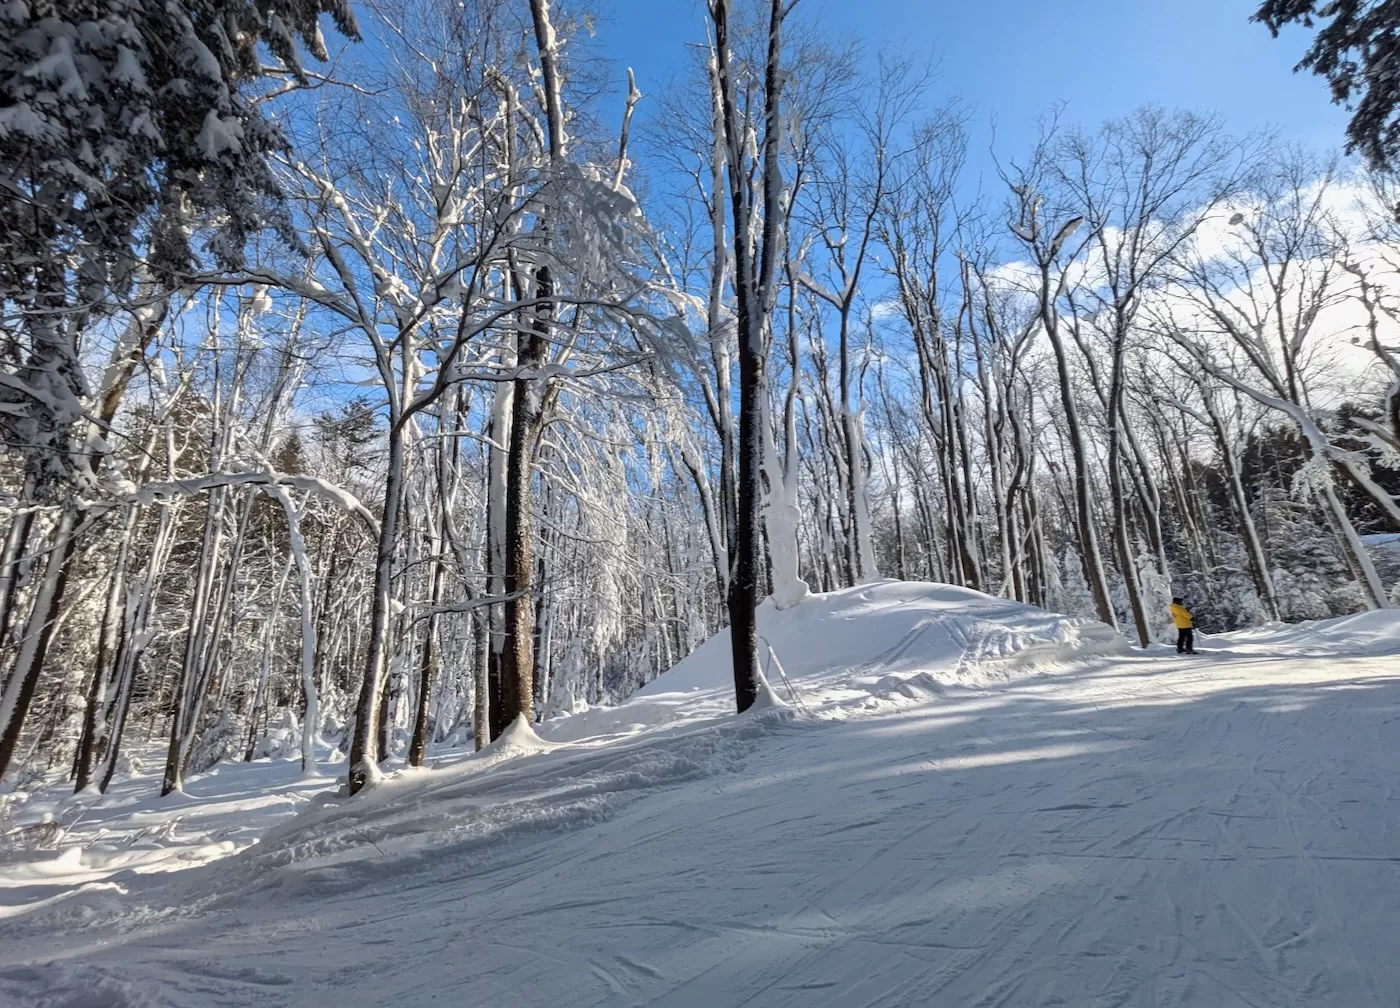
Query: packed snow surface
2 579 1399 1007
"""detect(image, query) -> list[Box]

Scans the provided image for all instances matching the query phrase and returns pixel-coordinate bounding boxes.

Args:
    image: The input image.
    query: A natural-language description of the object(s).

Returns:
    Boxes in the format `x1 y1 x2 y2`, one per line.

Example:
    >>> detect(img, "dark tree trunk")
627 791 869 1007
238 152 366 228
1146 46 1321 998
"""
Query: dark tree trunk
710 0 787 713
408 556 442 767
497 267 551 737
0 508 77 784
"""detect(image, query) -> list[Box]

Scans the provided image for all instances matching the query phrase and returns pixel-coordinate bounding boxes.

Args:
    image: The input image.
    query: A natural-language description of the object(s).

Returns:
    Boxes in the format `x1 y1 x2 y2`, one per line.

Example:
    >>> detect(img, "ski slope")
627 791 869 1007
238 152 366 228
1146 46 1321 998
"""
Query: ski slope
2 580 1399 1007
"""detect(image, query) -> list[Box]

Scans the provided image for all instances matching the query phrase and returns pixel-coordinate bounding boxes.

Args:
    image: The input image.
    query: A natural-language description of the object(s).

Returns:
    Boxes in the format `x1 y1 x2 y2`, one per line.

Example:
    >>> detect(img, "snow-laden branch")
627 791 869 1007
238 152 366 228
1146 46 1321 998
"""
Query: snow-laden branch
120 471 380 537
407 590 527 626
1165 328 1400 526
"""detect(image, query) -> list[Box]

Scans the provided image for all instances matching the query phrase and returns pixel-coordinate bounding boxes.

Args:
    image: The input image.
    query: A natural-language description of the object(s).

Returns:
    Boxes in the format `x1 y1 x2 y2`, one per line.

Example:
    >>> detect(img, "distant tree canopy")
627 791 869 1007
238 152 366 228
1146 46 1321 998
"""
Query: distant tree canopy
1255 1 1400 170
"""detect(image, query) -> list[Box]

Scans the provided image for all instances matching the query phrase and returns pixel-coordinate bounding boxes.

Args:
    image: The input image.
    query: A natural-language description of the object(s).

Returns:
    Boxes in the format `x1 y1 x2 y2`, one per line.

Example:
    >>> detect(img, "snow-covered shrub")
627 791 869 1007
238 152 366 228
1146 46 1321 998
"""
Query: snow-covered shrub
187 710 241 775
249 710 301 761
1273 566 1335 622
1192 570 1266 633
1047 548 1096 619
113 751 143 780
1327 580 1370 618
0 820 67 856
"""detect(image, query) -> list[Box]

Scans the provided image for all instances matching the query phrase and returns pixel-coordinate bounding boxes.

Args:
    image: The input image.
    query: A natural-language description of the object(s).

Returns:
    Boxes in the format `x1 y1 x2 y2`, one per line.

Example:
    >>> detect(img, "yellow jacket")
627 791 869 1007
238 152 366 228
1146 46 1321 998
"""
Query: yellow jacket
1170 602 1193 629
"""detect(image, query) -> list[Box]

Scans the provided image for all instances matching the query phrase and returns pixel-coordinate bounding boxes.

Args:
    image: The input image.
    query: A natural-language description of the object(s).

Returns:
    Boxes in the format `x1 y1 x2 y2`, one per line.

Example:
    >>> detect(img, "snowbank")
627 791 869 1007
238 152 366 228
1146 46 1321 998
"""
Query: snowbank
649 579 1128 691
0 753 337 896
545 579 1129 742
1206 607 1400 658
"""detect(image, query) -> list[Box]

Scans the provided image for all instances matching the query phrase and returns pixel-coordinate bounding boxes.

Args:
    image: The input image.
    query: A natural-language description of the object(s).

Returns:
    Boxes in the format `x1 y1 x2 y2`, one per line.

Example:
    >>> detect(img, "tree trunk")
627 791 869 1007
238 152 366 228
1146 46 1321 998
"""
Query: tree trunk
74 513 132 791
1039 271 1116 628
267 486 320 776
1106 329 1151 648
409 547 443 767
0 508 77 784
1203 392 1279 619
348 424 407 794
710 0 787 712
498 270 550 734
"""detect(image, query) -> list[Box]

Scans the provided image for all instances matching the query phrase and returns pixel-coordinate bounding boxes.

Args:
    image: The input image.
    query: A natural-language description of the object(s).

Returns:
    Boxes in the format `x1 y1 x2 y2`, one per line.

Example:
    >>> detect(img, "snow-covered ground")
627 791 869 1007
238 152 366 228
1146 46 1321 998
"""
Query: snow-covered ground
2 580 1398 1007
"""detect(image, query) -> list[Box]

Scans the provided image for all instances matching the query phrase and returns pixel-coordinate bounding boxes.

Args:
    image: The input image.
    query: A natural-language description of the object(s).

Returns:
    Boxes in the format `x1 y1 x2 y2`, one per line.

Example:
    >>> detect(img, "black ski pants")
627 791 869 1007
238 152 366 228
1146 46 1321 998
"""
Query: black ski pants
1176 628 1195 653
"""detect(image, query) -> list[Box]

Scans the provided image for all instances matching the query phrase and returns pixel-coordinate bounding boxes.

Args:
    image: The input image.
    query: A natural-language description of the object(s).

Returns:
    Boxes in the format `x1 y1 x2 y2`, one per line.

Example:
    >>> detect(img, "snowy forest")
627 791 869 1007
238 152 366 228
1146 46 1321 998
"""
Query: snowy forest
3 0 1399 802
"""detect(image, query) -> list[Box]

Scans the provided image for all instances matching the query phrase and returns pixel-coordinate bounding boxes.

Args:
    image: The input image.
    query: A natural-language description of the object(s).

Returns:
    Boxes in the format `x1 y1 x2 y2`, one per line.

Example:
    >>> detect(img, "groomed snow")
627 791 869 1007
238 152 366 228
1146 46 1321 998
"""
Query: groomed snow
2 580 1399 1007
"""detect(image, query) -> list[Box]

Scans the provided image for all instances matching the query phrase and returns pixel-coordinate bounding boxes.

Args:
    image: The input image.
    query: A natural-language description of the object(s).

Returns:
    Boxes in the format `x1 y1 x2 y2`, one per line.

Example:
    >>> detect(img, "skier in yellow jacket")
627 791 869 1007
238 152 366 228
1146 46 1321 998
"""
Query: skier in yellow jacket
1170 597 1197 654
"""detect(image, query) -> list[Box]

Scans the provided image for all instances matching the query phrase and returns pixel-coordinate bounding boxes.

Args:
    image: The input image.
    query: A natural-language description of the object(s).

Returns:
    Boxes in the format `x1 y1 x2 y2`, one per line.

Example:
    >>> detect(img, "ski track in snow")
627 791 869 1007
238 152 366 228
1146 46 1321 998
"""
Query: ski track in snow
0 580 1398 1007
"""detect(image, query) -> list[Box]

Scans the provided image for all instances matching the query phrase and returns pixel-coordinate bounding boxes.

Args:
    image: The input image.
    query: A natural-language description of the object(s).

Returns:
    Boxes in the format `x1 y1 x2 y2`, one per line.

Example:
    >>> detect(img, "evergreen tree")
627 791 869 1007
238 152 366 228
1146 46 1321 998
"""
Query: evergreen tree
0 0 357 495
1255 1 1400 169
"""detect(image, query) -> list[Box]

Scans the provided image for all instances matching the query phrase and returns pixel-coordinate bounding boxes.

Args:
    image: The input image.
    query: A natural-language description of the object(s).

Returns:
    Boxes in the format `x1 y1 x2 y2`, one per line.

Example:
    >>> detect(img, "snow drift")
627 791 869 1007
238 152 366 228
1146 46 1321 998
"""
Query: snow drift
1206 607 1400 657
544 579 1130 742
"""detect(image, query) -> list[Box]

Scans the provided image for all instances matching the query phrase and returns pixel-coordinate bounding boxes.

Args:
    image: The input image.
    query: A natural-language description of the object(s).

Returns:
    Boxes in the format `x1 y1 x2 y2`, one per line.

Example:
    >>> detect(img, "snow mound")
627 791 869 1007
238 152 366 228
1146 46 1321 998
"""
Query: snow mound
466 713 559 769
868 670 951 703
646 579 1126 693
1207 607 1400 658
547 580 1128 741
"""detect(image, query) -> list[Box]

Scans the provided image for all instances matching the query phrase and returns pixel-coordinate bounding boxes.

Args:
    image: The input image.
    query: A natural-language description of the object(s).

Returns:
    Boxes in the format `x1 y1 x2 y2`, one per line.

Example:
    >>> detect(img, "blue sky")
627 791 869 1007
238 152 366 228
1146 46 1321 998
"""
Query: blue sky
589 0 1351 184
